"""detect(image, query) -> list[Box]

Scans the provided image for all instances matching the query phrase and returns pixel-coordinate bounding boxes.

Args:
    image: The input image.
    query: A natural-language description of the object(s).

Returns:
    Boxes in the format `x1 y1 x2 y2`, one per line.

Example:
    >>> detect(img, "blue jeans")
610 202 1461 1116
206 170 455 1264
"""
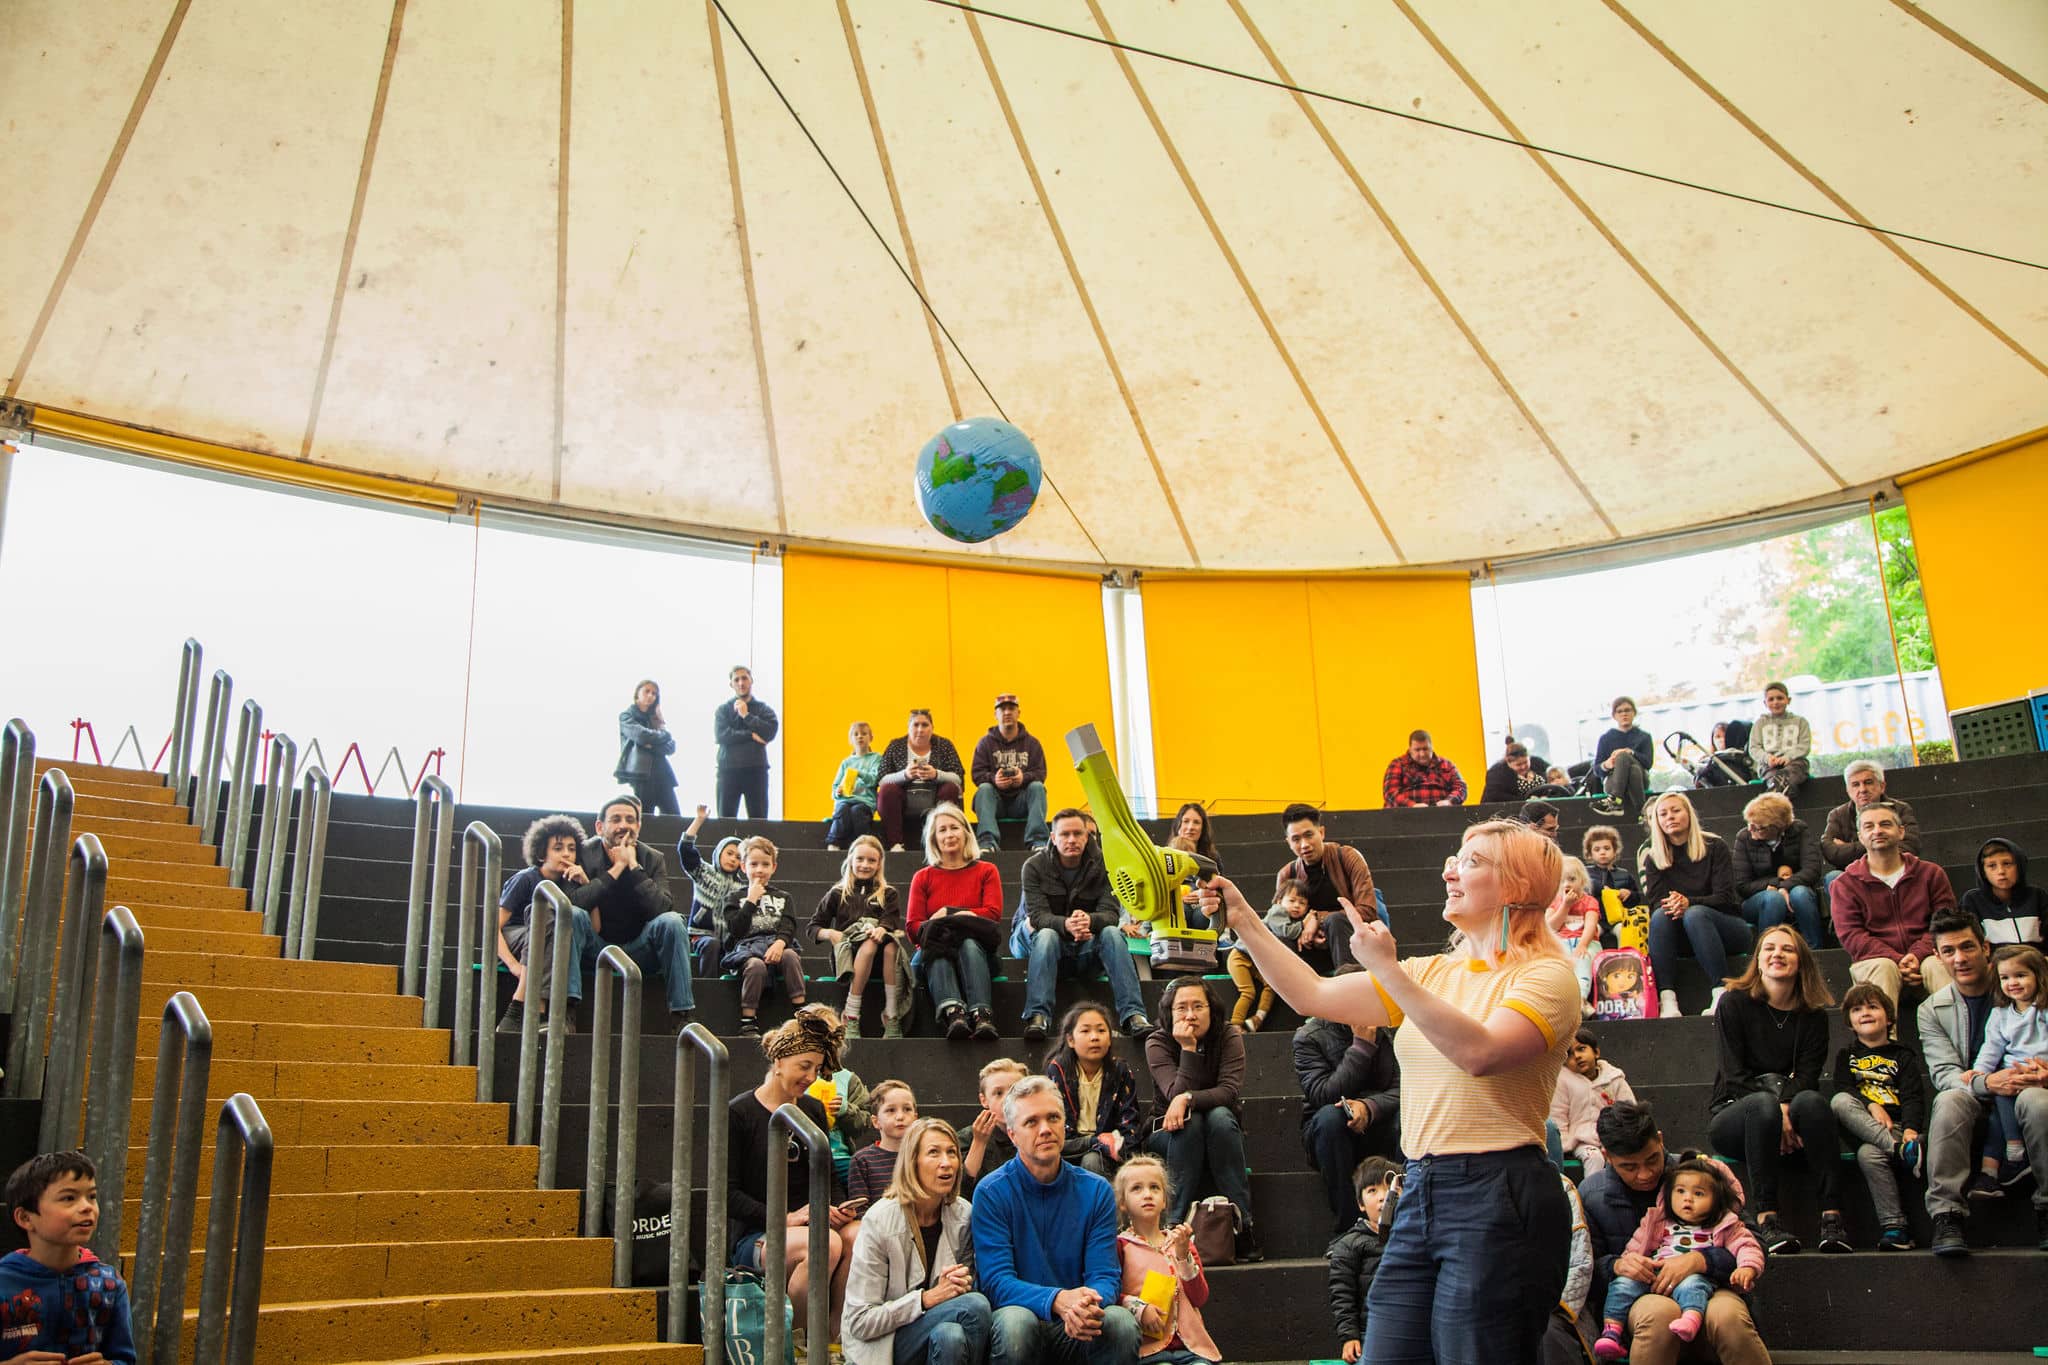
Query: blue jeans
973 781 1049 849
915 940 995 1014
1603 1271 1710 1326
1364 1147 1569 1365
1646 904 1752 997
892 1292 992 1365
1741 886 1823 949
1024 928 1145 1022
990 1303 1138 1365
826 800 875 848
602 910 697 1012
1145 1107 1251 1224
1304 1102 1398 1232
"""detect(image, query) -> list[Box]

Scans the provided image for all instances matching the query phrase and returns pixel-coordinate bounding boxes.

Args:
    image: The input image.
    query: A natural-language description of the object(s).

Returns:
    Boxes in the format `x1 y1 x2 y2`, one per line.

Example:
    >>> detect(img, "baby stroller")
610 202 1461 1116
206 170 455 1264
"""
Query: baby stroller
1664 719 1754 788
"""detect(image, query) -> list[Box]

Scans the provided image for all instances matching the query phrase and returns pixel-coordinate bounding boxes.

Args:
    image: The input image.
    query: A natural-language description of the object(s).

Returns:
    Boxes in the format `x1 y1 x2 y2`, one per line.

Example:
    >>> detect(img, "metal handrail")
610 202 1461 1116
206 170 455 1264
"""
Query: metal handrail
516 880 576 1167
403 774 455 1009
222 699 262 886
83 904 145 1260
0 718 33 1012
585 946 642 1285
764 1103 832 1365
130 991 214 1365
283 764 332 959
457 821 503 1085
168 638 201 803
191 1093 274 1365
4 768 72 1097
251 733 297 931
670 1022 731 1348
192 669 232 836
40 833 109 1151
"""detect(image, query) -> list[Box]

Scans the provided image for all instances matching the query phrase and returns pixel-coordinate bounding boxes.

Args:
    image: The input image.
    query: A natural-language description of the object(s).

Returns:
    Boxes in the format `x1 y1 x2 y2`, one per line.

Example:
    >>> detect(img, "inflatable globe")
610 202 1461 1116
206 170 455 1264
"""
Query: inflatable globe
913 418 1042 544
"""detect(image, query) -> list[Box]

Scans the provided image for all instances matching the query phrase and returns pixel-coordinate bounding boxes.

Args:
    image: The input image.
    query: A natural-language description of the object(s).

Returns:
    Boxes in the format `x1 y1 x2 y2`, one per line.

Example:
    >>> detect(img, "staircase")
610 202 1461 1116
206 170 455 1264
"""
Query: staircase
29 759 695 1365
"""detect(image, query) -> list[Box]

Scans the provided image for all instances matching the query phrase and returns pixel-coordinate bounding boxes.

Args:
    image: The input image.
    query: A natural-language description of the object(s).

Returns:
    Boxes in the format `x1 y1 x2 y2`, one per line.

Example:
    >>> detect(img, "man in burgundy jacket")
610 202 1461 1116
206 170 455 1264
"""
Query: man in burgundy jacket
1830 804 1957 1007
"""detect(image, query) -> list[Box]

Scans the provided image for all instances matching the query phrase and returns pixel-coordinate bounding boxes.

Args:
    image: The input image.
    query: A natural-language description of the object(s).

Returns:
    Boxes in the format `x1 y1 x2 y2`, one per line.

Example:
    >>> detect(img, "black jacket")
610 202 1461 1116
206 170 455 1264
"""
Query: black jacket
614 707 679 786
714 697 779 772
1326 1217 1386 1344
1961 837 2046 947
573 838 676 945
1480 759 1548 804
1829 1040 1931 1132
1293 1017 1400 1137
1731 819 1823 898
1021 844 1121 938
1643 835 1739 914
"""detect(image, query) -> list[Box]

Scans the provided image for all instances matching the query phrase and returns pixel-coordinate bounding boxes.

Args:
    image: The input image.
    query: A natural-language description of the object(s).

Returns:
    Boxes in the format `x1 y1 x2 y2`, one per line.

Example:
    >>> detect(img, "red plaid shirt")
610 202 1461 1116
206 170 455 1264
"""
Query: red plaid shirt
1382 754 1467 807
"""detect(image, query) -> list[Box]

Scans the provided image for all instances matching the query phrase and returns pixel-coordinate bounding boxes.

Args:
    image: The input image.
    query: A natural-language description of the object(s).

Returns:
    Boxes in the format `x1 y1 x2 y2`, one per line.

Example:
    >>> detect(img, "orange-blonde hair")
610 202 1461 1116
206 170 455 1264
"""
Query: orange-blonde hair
1457 820 1568 966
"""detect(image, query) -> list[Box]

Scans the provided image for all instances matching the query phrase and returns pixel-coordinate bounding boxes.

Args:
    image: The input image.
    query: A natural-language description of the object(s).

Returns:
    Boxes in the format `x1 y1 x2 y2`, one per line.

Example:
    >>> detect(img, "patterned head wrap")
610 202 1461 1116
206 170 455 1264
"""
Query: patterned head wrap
764 1006 845 1073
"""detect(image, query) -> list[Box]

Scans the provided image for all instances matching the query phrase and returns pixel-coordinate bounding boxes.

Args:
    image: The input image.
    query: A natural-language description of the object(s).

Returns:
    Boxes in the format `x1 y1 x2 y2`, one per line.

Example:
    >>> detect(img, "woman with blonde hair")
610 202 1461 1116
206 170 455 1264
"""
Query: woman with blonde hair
905 805 1004 1041
842 1118 990 1365
1643 792 1747 1018
1199 820 1581 1364
1733 791 1825 950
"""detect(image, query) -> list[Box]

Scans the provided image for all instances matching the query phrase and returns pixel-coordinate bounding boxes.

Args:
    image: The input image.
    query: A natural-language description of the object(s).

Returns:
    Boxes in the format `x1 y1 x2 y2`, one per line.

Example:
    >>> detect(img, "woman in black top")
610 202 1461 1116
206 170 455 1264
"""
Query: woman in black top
728 1006 862 1333
1642 792 1748 1017
876 710 966 852
1143 977 1260 1261
614 679 680 814
1706 925 1846 1254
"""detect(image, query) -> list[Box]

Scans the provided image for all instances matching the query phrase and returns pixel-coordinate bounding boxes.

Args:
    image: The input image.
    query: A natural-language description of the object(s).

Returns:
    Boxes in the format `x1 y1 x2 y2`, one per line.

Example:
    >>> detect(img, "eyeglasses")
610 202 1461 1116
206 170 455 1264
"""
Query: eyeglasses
1170 1003 1208 1016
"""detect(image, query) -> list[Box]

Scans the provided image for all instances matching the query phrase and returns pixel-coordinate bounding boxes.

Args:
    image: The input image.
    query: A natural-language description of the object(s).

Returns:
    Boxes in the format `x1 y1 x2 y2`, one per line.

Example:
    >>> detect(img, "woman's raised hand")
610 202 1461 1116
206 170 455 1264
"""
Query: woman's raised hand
1350 915 1398 972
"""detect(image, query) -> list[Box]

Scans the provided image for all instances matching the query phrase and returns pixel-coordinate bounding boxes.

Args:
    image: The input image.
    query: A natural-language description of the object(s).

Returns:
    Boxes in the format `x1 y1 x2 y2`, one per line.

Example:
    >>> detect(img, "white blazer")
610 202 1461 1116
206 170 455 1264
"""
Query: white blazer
841 1195 977 1365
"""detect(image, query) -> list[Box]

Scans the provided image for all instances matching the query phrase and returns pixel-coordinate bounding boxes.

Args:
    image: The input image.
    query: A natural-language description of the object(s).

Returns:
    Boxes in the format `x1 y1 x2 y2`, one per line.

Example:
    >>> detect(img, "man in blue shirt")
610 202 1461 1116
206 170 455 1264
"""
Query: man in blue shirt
970 1076 1138 1365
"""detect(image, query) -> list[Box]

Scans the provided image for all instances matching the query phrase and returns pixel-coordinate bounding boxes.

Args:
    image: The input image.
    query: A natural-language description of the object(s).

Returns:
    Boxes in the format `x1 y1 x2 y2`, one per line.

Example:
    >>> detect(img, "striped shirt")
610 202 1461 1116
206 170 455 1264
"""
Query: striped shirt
1376 951 1581 1157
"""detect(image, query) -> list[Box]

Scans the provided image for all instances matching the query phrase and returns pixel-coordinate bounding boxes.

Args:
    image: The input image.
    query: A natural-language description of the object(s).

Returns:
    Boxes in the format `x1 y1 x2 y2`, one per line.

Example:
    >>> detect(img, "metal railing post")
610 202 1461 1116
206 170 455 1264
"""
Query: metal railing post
168 638 201 799
83 904 145 1260
516 881 577 1159
0 718 34 1012
403 775 454 1005
283 765 331 959
585 946 642 1285
5 768 72 1097
40 833 108 1151
670 1022 731 1348
763 1103 832 1365
191 1093 274 1365
252 733 297 933
222 699 262 886
130 991 213 1365
192 670 231 835
456 821 503 1074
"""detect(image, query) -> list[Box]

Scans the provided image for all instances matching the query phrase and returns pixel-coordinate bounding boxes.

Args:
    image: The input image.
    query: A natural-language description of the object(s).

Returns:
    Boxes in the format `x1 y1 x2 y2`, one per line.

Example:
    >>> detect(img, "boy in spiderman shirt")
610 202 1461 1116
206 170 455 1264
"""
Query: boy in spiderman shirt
1 1152 134 1363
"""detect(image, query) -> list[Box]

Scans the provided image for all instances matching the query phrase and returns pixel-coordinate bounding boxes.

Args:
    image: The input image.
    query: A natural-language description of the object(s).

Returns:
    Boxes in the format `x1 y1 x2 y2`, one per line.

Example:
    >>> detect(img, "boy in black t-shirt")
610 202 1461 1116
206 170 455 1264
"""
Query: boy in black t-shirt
721 836 808 1034
494 814 596 1035
1827 982 1930 1249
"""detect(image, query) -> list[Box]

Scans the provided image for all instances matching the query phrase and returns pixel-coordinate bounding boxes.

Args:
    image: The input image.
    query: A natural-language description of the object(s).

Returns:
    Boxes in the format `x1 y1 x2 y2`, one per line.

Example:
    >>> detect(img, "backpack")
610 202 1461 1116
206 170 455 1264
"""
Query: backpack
1592 947 1656 1021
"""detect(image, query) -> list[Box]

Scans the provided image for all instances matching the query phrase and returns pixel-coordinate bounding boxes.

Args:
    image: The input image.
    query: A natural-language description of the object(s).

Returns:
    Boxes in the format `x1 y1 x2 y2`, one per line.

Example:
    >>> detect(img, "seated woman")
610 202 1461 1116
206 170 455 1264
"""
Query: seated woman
842 1117 991 1365
1045 1002 1144 1179
1733 793 1825 950
905 805 1003 1042
1481 740 1569 803
1643 792 1749 1018
1144 977 1261 1263
1706 925 1847 1256
878 709 966 854
1695 719 1756 788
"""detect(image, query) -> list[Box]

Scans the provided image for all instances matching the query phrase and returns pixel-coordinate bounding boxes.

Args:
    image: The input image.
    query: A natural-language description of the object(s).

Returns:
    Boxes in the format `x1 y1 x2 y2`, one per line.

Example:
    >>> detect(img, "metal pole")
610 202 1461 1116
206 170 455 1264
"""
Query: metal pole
419 775 455 1027
402 776 453 998
584 946 642 1287
284 765 331 959
5 769 72 1096
253 734 296 933
168 639 201 798
763 1103 832 1365
514 878 549 1147
191 1093 274 1365
539 882 573 1188
670 1022 731 1347
83 904 145 1260
0 718 34 1013
223 699 262 886
457 821 502 1074
129 991 213 1365
41 833 108 1152
192 670 231 836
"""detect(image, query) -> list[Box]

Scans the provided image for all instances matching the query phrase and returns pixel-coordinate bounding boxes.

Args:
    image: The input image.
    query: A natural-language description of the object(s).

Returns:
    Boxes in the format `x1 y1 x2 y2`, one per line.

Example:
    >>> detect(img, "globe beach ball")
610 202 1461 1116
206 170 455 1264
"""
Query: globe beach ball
913 417 1042 544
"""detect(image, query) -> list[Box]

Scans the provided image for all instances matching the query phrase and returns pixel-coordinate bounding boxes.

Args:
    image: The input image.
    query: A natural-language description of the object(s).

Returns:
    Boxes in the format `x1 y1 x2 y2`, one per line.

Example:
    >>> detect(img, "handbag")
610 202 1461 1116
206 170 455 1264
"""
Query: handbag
701 1266 795 1365
1188 1196 1239 1268
601 1180 696 1287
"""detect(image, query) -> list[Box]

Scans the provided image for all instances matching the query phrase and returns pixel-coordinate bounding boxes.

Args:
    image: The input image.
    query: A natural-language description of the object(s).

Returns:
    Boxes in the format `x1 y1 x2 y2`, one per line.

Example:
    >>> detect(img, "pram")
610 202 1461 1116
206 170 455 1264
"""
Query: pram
1664 720 1755 788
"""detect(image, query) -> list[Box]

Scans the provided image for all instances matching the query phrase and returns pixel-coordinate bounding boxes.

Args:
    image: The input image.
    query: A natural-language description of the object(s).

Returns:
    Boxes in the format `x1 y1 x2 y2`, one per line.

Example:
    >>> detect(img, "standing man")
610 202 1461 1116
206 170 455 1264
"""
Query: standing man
579 794 697 1030
971 1076 1140 1365
1294 965 1401 1233
1830 804 1956 1008
1381 730 1467 808
715 664 779 819
1019 809 1152 1042
1821 759 1922 876
971 693 1049 854
1274 804 1377 973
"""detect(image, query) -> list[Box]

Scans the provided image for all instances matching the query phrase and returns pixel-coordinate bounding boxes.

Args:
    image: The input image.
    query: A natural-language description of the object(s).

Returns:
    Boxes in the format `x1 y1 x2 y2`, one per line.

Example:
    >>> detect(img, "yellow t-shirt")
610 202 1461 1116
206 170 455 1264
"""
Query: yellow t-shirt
1377 951 1581 1157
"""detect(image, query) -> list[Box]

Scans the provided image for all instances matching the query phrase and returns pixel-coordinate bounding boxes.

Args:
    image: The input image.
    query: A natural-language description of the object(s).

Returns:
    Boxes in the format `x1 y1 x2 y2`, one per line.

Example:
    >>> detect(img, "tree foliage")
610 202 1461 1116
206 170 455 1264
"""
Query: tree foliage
1759 507 1935 685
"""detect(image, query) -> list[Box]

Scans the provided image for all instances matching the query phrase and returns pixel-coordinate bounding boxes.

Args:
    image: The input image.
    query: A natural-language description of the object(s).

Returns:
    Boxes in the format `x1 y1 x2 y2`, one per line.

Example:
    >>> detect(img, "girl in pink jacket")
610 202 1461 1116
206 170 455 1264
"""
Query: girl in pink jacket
1113 1157 1221 1363
1593 1157 1764 1359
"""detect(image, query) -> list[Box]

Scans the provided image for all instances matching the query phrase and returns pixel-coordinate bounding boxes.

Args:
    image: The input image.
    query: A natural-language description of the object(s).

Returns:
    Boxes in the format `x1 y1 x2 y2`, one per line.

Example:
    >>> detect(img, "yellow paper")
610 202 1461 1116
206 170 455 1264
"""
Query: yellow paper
807 1078 838 1129
1138 1270 1177 1319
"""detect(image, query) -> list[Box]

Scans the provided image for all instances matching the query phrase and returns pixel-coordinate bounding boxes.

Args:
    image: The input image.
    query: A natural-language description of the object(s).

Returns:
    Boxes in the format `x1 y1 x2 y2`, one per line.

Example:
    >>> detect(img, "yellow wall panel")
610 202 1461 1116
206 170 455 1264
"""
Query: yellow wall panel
1902 435 2048 712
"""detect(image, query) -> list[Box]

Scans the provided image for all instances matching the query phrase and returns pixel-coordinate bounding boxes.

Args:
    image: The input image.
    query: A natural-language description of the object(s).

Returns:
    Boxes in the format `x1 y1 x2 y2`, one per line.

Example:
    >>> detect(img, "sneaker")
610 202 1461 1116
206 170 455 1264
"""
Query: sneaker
1022 1013 1051 1043
1758 1212 1800 1254
881 1017 904 1040
826 844 842 853
1877 1224 1914 1251
1965 1170 2004 1200
980 838 1001 855
670 1010 693 1033
1122 1012 1154 1037
843 1018 862 1041
1659 989 1681 1019
1587 798 1625 816
1246 1009 1268 1033
1028 843 1047 855
888 844 906 853
1896 1135 1925 1180
942 1006 972 1042
1816 1211 1851 1253
740 1016 763 1037
1998 1159 2032 1190
1701 986 1726 1016
1930 1211 1968 1257
495 1000 526 1035
548 1008 578 1036
1592 1327 1627 1361
970 1009 1000 1042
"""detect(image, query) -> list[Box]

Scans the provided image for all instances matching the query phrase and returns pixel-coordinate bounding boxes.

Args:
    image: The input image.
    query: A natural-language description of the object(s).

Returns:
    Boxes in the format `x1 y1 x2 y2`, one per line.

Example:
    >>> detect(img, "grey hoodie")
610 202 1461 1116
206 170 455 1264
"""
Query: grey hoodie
676 834 745 934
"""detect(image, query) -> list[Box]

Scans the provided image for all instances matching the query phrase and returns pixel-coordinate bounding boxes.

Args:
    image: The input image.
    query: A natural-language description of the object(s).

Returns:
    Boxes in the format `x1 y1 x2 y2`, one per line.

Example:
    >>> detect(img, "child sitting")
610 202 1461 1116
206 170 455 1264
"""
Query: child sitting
2 1150 136 1363
720 836 807 1035
1115 1156 1220 1364
846 1079 919 1204
1827 982 1929 1249
809 836 909 1039
675 814 744 976
1962 838 2046 947
1567 1026 1636 1107
1327 1156 1398 1364
825 721 883 851
957 1058 1028 1196
1550 856 1603 1009
810 1051 875 1188
1550 1064 1605 1175
1972 945 2048 1190
1583 826 1645 952
1264 881 1327 962
1748 681 1812 798
1045 1003 1143 1178
1592 1157 1762 1360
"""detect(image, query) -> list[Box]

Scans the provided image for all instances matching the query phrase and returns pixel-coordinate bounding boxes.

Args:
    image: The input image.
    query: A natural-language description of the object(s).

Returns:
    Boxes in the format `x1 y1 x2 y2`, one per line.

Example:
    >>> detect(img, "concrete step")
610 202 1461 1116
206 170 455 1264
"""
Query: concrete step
66 829 218 864
134 1057 478 1103
108 875 247 910
137 981 424 1029
141 949 396 994
34 758 170 789
330 1349 696 1364
64 790 193 823
126 1143 537 1199
60 810 207 844
136 925 283 956
132 1233 605 1309
135 1016 453 1066
129 1097 508 1147
131 1187 580 1254
128 903 269 935
110 856 233 887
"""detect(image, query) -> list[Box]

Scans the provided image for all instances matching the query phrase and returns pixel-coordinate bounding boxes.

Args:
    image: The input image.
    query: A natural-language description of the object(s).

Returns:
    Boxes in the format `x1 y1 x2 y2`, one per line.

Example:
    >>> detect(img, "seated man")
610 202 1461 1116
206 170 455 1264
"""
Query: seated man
1274 803 1377 973
494 814 596 1034
971 692 1050 854
549 793 696 1029
972 1076 1140 1365
1381 729 1467 808
1919 911 2048 1255
1020 809 1151 1042
1830 804 1956 1007
1293 965 1400 1232
1588 697 1654 819
1820 759 1922 882
1579 1102 1770 1364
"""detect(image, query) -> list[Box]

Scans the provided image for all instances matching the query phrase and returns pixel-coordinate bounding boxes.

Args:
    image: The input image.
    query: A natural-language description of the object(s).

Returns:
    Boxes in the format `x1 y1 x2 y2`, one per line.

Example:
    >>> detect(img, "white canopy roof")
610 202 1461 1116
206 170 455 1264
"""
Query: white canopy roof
5 0 2045 570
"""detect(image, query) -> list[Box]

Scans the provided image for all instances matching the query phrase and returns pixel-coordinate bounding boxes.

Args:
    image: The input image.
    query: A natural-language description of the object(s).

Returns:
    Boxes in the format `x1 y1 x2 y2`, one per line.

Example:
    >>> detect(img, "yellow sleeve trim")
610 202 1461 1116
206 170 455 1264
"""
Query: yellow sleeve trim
1503 997 1558 1048
1372 976 1405 1027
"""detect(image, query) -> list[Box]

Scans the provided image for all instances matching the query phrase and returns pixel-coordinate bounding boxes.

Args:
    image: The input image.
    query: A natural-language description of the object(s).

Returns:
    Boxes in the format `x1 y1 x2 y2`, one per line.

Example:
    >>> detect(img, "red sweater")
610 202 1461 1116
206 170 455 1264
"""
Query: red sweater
906 861 1005 942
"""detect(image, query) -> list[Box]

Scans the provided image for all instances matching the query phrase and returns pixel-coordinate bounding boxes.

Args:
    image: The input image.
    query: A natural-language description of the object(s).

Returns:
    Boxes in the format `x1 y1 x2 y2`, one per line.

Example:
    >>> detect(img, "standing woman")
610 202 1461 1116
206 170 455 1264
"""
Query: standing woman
1199 819 1581 1365
1643 792 1749 1019
1144 977 1261 1263
1705 925 1846 1255
615 679 680 815
905 806 1003 1042
842 1118 991 1365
